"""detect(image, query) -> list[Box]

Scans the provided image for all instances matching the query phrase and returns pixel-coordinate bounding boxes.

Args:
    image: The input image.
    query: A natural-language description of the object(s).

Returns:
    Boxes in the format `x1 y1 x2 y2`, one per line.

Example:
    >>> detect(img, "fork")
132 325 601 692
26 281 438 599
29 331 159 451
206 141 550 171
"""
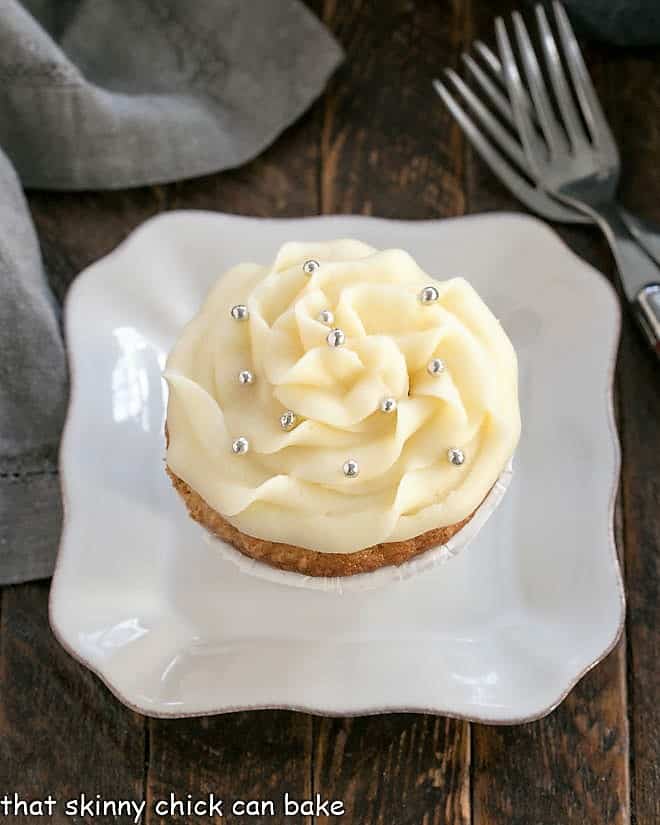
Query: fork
496 2 660 356
433 43 660 267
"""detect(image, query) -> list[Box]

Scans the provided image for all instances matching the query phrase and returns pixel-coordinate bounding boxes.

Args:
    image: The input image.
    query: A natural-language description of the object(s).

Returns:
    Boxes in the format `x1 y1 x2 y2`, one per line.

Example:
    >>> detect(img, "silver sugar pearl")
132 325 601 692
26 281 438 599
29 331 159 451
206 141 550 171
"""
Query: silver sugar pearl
447 447 465 466
343 459 360 478
419 285 440 304
326 328 346 348
302 259 320 276
379 397 397 414
230 304 249 321
317 309 335 326
427 358 446 376
238 369 254 385
280 410 298 431
232 437 249 455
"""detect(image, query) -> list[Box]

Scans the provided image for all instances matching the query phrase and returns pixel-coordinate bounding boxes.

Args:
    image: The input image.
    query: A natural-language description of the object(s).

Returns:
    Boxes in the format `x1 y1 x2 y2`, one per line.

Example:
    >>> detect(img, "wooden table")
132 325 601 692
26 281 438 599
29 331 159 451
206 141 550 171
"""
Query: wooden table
2 2 658 823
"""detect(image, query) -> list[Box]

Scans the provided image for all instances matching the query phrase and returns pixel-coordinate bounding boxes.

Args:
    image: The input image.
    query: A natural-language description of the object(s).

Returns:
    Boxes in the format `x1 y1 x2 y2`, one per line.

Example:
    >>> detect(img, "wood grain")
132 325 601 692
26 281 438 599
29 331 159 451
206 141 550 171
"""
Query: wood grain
144 43 322 825
314 716 470 825
4 187 159 823
607 48 660 825
146 712 313 825
167 114 322 217
27 186 167 302
310 2 472 823
319 0 467 219
472 651 629 825
3 3 657 824
466 3 630 824
0 583 145 824
619 319 659 825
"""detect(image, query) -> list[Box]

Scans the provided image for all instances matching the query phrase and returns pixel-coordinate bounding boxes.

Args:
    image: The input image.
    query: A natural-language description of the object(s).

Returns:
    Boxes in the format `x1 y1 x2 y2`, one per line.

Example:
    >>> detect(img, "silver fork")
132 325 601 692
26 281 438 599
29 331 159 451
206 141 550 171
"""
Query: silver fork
497 2 660 357
433 43 660 266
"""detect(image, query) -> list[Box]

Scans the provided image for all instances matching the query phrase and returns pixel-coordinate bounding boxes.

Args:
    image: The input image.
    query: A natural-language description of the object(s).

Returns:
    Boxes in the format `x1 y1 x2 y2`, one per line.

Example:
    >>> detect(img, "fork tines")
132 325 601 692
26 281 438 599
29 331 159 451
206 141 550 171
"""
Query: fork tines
494 3 617 167
432 1 613 224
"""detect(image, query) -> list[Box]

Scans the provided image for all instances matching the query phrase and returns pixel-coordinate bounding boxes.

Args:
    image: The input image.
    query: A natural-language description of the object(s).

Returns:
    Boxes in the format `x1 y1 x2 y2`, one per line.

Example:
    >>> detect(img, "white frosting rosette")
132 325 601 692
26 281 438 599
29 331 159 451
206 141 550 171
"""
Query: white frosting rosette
165 239 520 560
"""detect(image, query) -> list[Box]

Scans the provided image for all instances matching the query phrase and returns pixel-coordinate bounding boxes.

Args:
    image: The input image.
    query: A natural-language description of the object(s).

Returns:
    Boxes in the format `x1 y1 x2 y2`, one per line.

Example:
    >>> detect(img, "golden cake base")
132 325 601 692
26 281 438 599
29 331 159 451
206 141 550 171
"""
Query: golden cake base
167 467 477 578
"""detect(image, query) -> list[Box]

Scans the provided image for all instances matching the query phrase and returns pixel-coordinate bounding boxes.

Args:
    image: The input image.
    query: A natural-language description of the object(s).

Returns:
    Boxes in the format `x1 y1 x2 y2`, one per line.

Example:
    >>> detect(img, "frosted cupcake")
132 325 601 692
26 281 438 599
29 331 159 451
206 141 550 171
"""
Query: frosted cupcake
164 240 520 577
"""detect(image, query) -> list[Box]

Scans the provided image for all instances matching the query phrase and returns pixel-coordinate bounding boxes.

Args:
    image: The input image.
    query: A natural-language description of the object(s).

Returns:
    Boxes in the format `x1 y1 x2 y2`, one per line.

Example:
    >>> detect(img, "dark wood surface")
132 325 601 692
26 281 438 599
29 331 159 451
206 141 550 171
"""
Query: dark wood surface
1 1 659 822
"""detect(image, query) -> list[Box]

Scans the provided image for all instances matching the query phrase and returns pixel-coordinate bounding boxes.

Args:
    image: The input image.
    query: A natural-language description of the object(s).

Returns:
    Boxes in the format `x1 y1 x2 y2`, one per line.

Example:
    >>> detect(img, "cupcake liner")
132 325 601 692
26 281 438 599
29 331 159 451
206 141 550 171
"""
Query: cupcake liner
203 459 514 593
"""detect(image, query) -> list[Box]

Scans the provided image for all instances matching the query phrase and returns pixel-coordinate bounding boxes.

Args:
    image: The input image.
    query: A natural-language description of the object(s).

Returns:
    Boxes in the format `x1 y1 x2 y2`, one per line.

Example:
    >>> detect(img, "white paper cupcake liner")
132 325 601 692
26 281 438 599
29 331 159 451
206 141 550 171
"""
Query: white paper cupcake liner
203 459 513 593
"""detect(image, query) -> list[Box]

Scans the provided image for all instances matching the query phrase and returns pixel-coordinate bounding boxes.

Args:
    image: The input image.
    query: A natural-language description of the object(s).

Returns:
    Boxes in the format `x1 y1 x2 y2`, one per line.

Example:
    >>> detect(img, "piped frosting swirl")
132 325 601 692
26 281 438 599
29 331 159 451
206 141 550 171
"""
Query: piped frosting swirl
165 239 520 554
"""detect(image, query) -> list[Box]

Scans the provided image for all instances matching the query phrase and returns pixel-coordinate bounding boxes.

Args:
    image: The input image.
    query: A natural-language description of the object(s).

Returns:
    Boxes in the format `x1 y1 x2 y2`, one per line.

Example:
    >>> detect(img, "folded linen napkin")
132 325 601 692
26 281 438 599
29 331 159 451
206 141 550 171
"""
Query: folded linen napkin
0 0 342 585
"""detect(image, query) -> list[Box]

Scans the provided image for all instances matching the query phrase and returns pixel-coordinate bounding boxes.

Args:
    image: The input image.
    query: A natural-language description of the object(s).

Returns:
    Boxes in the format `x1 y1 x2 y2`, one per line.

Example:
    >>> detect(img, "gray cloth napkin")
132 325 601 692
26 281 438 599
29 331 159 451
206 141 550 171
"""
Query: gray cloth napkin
0 0 342 585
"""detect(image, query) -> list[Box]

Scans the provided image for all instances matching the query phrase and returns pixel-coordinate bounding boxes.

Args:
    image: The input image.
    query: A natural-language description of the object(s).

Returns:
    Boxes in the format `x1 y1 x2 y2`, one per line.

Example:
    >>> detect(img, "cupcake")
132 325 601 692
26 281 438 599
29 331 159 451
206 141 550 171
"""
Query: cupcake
164 239 520 578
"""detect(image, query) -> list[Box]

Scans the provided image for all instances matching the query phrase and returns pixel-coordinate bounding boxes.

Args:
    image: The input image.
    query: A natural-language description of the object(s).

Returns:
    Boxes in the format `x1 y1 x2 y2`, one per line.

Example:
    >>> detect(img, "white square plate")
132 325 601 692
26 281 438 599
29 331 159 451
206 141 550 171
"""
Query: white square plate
50 212 624 722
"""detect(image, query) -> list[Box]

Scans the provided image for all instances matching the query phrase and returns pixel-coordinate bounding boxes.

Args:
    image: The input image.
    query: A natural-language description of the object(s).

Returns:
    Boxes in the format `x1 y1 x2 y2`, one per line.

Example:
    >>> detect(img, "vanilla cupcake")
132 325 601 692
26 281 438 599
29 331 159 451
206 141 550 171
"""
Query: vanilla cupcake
164 240 520 577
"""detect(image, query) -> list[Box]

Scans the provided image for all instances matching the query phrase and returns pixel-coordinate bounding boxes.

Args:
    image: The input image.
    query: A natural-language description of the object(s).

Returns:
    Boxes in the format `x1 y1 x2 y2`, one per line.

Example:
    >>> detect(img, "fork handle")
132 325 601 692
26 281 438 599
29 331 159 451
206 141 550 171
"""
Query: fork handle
619 208 660 268
569 199 660 360
633 285 660 358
